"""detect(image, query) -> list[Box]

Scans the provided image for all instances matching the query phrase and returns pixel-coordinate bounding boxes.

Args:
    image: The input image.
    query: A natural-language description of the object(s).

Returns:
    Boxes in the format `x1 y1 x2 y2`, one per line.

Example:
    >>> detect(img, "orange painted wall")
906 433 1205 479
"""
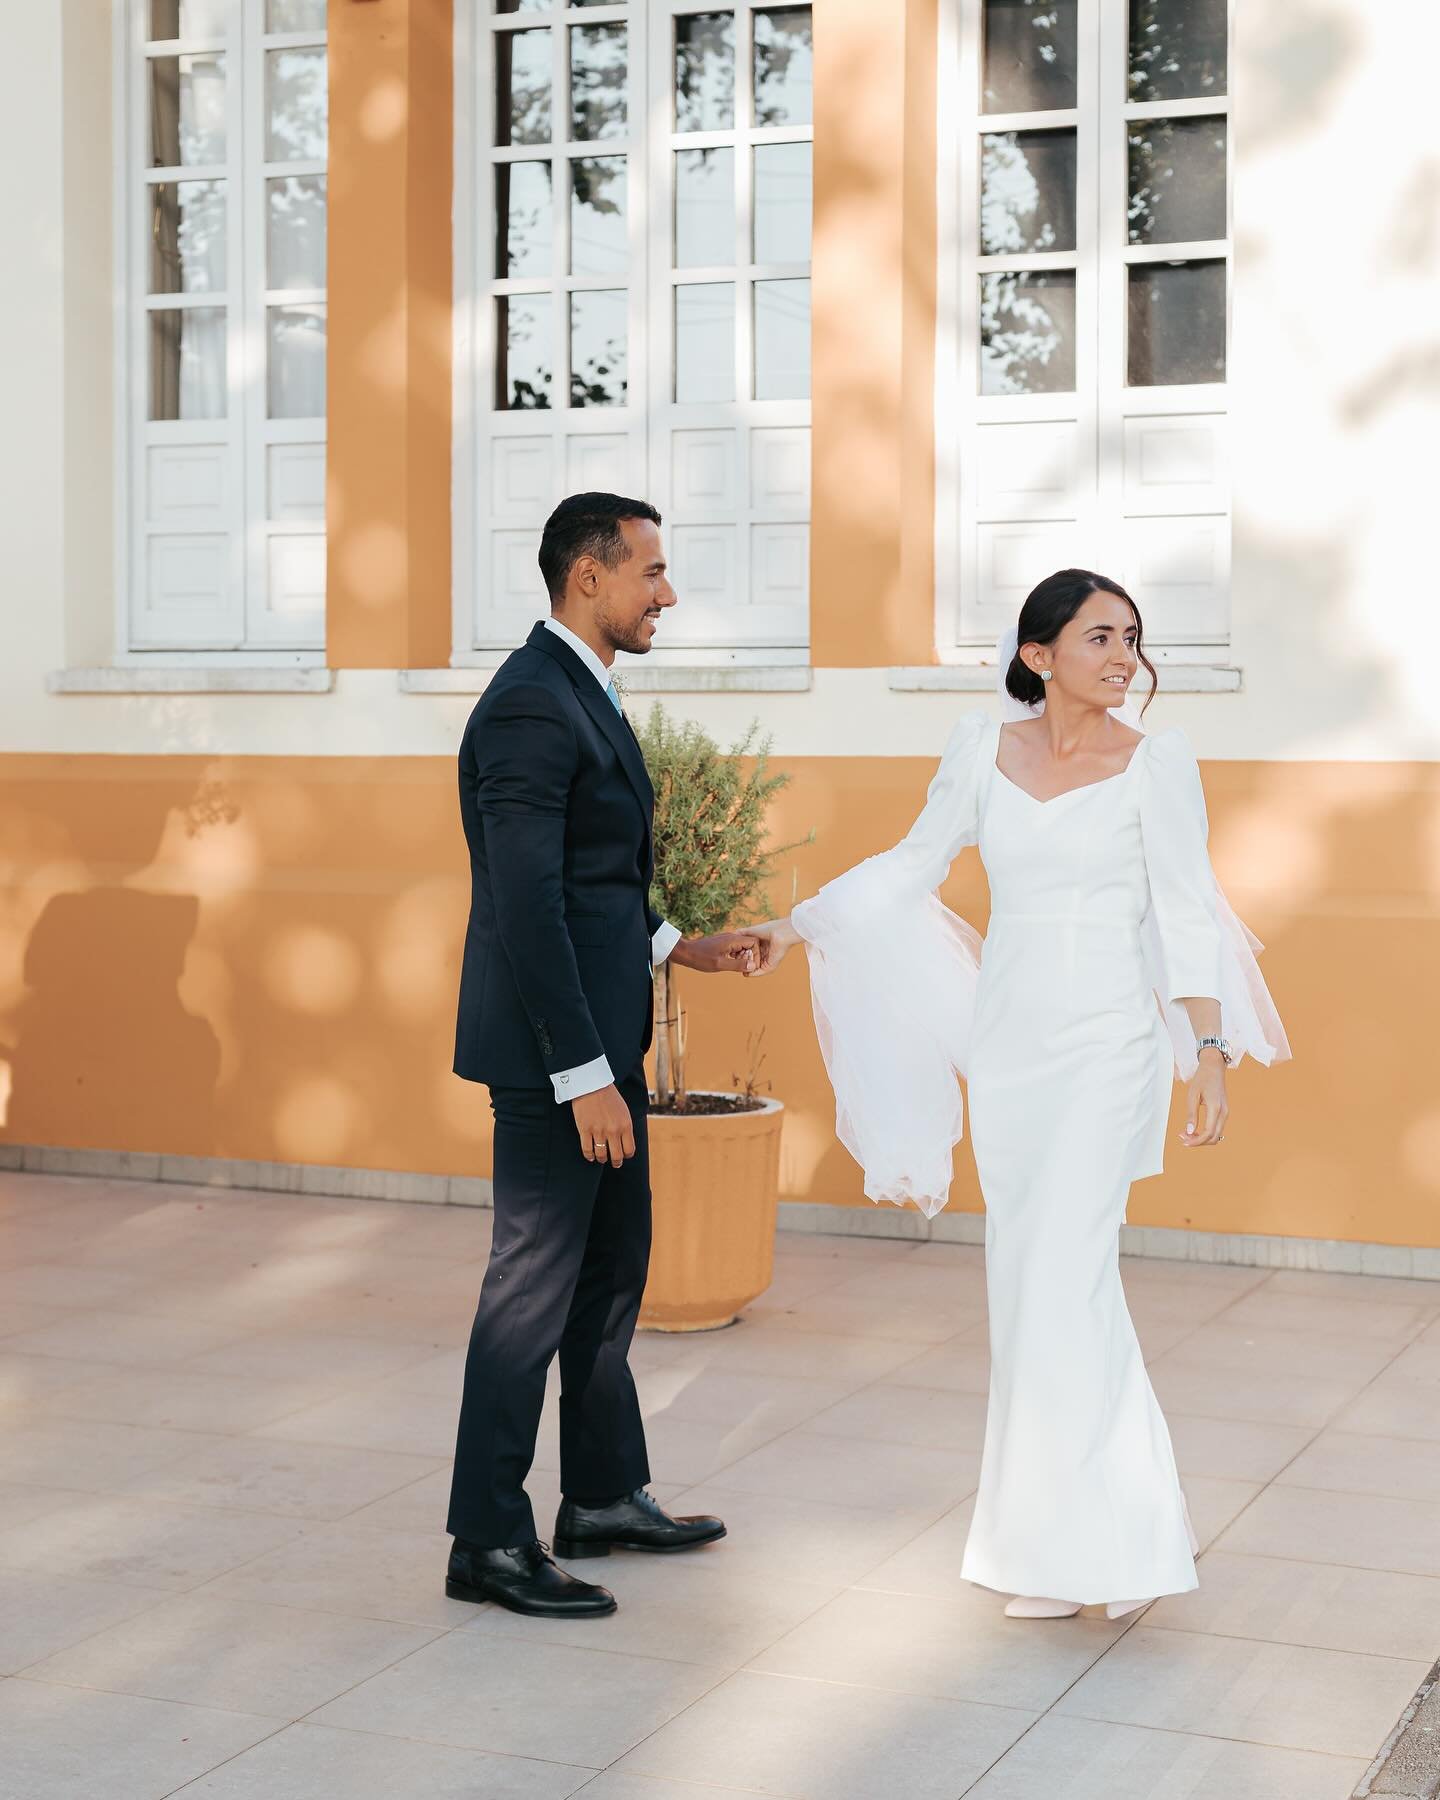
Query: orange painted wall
811 0 939 669
3 751 1437 1249
327 0 454 670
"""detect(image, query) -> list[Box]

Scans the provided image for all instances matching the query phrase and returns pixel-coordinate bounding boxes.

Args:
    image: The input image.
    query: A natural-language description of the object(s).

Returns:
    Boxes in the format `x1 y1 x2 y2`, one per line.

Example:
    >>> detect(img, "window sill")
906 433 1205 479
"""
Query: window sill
399 665 814 695
47 668 336 695
887 662 1242 694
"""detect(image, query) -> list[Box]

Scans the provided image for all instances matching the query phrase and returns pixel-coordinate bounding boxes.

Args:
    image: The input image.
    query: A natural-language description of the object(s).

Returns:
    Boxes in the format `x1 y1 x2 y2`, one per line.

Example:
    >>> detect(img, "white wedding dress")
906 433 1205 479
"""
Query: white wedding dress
792 711 1290 1604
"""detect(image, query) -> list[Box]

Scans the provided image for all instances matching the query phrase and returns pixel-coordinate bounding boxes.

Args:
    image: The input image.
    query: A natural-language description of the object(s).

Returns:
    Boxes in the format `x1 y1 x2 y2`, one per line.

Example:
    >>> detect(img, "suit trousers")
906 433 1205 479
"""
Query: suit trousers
446 1062 653 1546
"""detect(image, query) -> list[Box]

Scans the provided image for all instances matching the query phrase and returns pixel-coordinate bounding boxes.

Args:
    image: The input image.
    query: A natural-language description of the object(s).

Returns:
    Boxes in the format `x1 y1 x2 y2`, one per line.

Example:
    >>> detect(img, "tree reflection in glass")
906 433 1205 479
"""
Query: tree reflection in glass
265 47 326 160
754 8 812 127
571 157 627 276
979 271 1076 395
1127 117 1226 246
982 0 1078 113
1128 0 1226 102
571 23 627 142
675 14 734 133
570 290 627 406
496 294 553 409
150 180 226 293
495 160 552 278
495 28 551 148
980 130 1076 255
267 175 325 288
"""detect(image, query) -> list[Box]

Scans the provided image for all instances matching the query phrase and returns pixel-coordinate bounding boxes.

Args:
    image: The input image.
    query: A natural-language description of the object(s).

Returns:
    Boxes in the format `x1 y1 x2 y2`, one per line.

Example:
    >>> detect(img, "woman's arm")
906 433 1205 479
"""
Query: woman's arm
745 712 989 978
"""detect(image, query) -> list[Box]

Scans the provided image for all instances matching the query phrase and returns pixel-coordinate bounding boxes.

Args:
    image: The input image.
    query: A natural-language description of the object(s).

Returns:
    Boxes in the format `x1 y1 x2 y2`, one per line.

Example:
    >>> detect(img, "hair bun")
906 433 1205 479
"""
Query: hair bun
1005 652 1045 709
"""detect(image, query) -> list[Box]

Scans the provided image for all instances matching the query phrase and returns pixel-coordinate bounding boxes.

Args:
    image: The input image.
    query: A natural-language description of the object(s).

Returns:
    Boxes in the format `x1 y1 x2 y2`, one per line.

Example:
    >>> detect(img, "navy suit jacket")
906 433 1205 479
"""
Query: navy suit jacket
452 621 663 1090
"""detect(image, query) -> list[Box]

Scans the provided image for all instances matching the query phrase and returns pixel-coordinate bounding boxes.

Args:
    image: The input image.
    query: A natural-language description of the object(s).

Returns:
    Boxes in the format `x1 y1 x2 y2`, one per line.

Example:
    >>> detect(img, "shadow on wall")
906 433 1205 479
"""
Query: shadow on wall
2 775 222 1155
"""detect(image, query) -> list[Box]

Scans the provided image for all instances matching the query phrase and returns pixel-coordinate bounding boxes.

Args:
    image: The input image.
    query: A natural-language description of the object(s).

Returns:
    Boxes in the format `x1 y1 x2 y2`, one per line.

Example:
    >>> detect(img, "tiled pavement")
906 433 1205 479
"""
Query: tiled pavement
1 1171 1437 1800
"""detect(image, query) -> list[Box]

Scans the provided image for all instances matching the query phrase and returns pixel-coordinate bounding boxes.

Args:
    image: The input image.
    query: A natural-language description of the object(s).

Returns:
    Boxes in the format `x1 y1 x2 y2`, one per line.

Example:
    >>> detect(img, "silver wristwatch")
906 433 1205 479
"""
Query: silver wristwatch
1196 1035 1233 1066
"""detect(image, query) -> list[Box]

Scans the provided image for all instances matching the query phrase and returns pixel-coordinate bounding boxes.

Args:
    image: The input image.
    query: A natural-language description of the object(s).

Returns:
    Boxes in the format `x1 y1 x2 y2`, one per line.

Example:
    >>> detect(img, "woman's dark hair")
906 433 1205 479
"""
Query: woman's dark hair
539 491 662 602
1005 569 1158 714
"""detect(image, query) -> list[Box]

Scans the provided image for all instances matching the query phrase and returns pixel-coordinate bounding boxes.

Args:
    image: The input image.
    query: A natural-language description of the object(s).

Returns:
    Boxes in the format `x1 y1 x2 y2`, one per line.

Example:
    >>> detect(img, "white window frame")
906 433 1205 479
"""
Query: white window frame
935 0 1232 664
114 0 328 665
453 0 813 669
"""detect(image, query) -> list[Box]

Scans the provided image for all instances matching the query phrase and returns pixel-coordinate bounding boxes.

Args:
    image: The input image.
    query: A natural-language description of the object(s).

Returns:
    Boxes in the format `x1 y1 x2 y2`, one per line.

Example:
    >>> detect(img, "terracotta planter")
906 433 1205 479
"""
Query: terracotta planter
639 1095 784 1332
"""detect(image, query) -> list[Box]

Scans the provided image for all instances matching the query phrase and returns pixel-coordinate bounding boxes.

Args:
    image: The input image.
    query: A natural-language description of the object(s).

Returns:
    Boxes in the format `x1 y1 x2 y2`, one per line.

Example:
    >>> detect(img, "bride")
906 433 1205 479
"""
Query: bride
748 569 1290 1620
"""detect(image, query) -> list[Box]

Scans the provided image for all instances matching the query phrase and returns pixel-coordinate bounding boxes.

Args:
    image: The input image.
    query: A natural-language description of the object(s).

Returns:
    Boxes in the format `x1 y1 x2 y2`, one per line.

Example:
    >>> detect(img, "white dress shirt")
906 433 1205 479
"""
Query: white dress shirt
542 616 681 1102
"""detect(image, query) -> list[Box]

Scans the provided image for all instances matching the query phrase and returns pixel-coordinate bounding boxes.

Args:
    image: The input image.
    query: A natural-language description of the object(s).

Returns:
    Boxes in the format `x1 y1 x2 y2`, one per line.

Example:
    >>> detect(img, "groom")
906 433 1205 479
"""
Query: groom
446 493 758 1618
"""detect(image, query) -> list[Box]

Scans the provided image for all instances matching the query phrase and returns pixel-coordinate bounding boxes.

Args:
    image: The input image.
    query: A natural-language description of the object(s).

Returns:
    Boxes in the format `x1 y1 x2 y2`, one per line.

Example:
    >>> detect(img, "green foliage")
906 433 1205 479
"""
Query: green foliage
635 703 809 939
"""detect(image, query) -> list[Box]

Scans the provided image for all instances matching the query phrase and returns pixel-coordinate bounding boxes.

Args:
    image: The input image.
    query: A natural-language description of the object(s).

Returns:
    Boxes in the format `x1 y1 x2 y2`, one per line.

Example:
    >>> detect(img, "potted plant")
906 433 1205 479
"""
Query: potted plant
632 704 808 1331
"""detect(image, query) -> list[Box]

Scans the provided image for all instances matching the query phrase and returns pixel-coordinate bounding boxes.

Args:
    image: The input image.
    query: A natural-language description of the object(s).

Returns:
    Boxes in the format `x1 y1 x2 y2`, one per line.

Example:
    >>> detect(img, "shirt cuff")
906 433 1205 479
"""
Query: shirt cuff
550 1053 614 1104
651 920 682 968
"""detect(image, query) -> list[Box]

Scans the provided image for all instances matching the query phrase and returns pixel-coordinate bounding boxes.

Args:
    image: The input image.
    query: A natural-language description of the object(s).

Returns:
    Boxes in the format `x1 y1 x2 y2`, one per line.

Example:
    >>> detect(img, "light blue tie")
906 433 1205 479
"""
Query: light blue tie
605 681 623 716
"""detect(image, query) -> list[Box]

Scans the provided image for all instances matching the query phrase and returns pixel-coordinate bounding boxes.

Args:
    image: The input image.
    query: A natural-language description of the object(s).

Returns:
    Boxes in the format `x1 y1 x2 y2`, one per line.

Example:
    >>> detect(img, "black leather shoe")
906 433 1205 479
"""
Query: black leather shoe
445 1539 617 1617
554 1488 727 1559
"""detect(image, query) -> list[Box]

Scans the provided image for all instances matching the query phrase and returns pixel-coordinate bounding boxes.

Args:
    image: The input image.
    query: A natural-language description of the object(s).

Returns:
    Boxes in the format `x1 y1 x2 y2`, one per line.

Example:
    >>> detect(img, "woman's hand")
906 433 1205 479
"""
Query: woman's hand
1181 1049 1228 1147
743 917 800 977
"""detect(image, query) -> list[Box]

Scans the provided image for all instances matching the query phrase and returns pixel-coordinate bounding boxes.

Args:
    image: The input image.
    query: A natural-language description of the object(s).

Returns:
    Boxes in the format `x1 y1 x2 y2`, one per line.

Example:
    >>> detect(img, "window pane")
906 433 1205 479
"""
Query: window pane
675 14 734 133
1127 260 1225 386
754 278 810 400
496 0 548 10
266 47 326 160
571 156 627 275
675 148 734 269
979 270 1076 395
496 28 551 147
266 0 326 29
982 0 1078 113
496 160 553 277
1129 0 1226 102
150 53 226 167
754 8 812 127
149 307 226 419
675 283 734 403
150 0 229 37
267 174 326 288
980 129 1075 254
268 303 326 417
149 180 226 294
570 290 628 407
1128 117 1226 246
496 294 554 409
570 23 627 142
754 141 811 264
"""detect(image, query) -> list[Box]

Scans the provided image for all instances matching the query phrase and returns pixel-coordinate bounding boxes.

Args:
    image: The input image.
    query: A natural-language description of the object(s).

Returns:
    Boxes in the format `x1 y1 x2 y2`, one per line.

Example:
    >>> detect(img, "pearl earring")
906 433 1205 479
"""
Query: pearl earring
1039 669 1052 682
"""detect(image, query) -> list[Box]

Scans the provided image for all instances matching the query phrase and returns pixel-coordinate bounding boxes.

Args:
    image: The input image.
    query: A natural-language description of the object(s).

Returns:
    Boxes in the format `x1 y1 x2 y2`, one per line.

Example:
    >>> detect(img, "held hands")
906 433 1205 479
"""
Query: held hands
739 918 800 978
1181 1049 1229 1148
670 931 765 975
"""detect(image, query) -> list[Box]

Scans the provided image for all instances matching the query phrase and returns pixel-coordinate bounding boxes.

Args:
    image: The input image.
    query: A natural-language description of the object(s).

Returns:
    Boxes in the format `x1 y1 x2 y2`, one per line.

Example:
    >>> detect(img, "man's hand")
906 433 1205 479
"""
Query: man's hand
670 931 762 975
572 1084 637 1166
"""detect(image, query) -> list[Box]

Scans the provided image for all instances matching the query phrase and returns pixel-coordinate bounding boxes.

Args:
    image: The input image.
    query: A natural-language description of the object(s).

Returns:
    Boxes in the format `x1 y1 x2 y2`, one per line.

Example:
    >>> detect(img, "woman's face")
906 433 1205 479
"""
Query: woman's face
1028 592 1139 710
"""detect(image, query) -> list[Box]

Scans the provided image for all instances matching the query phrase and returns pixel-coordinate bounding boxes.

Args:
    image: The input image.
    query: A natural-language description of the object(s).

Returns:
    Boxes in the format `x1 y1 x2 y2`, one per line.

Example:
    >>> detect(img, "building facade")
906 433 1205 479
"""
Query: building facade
3 0 1439 1257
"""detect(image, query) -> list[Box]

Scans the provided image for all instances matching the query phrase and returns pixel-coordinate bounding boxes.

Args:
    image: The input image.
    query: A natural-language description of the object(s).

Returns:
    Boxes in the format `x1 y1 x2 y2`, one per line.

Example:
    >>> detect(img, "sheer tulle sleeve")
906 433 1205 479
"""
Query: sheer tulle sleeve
790 711 988 1217
1138 729 1292 1078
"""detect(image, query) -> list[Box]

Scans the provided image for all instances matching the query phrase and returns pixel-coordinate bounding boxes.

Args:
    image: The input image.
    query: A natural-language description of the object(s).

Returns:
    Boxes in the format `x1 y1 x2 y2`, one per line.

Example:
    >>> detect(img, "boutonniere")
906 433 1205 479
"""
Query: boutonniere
611 670 631 718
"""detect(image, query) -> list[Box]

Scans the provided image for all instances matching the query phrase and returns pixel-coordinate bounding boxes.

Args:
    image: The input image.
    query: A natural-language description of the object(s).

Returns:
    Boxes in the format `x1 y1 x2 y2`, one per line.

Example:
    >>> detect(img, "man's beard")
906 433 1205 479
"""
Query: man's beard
598 606 654 656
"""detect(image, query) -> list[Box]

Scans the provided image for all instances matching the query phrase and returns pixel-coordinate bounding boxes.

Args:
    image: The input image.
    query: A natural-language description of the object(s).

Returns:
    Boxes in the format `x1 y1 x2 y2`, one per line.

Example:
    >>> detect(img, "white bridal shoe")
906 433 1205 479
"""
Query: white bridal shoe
1003 1594 1155 1620
1004 1595 1082 1618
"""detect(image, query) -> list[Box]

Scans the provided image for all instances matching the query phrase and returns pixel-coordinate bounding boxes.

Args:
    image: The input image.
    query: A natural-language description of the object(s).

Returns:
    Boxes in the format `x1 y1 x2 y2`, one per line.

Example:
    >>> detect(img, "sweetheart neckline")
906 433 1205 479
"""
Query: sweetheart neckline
991 743 1145 808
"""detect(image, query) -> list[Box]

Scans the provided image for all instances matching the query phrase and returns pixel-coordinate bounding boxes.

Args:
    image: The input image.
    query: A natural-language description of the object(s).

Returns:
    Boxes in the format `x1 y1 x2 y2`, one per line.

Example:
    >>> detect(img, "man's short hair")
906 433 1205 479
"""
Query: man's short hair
538 492 662 602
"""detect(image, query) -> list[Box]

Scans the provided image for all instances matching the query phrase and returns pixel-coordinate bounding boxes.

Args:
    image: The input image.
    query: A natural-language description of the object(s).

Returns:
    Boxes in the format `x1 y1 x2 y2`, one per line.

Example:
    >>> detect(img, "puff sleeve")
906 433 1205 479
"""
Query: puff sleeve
790 712 989 1217
1138 729 1292 1078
